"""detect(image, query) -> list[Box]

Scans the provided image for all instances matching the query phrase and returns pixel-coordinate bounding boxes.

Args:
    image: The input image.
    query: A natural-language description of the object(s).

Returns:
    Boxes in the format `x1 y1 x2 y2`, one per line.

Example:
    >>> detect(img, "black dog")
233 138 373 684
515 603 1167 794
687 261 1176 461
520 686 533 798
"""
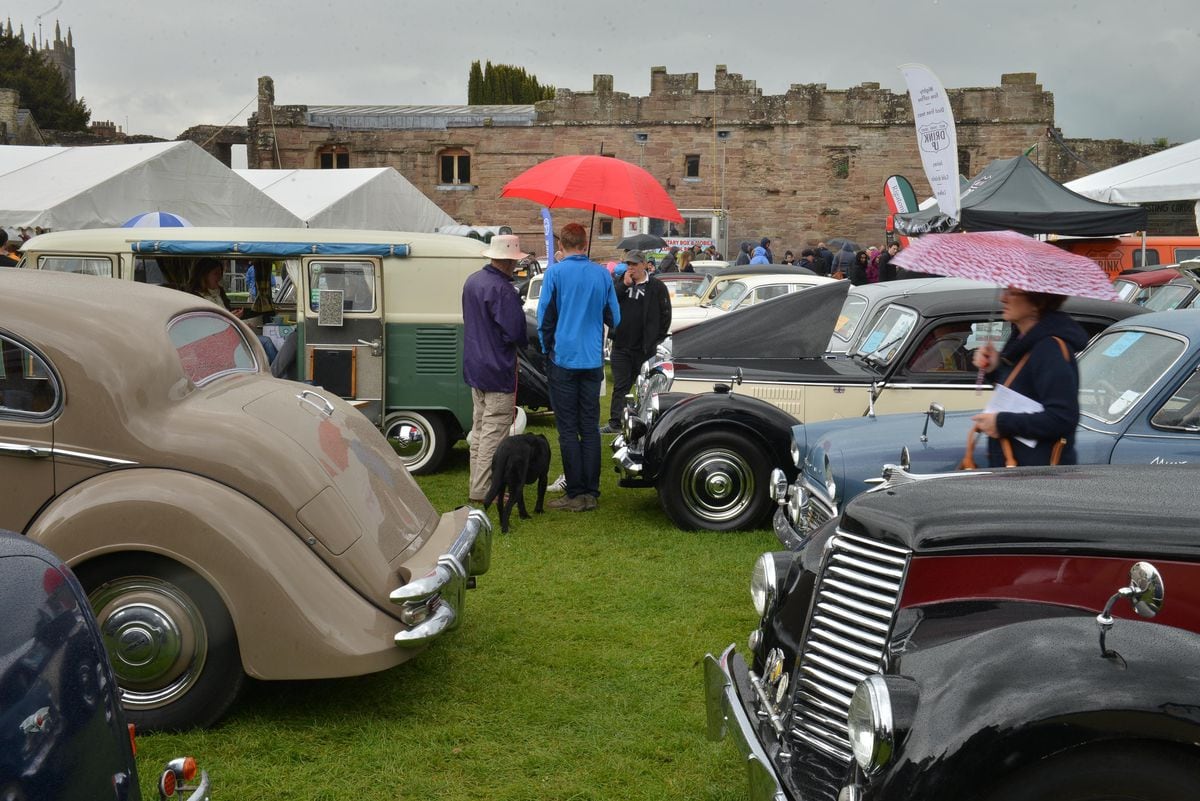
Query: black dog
483 433 551 533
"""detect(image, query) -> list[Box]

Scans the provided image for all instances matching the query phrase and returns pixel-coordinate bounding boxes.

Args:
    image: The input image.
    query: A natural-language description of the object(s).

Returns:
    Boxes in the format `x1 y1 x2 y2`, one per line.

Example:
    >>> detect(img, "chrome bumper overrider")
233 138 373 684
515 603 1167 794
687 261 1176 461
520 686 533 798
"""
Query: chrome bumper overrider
704 645 788 801
611 434 644 478
390 509 493 647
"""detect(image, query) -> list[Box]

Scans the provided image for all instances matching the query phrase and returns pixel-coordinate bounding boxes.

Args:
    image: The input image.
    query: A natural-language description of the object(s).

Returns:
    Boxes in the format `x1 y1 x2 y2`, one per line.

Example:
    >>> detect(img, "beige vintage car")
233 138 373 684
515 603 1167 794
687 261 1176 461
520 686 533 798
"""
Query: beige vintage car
0 268 491 731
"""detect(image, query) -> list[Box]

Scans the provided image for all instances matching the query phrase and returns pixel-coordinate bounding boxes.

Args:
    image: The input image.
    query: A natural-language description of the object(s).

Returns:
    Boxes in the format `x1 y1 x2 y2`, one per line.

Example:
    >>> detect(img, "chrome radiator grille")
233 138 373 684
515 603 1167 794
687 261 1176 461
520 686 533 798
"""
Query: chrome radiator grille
788 531 910 762
801 478 836 531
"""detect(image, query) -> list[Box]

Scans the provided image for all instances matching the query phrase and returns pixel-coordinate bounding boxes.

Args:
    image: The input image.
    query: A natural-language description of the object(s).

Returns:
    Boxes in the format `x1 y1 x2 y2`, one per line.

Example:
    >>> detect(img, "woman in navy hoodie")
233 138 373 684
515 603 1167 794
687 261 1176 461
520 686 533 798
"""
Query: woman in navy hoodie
971 288 1088 467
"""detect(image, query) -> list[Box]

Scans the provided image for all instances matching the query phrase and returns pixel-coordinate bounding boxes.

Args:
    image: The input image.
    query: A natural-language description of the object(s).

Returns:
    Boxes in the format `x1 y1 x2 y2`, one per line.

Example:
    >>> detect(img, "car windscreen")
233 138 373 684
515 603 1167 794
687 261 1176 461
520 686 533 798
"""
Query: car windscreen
852 304 918 365
830 293 869 347
664 277 704 298
168 312 259 385
1113 279 1138 302
1143 284 1193 312
1078 329 1186 424
711 281 749 311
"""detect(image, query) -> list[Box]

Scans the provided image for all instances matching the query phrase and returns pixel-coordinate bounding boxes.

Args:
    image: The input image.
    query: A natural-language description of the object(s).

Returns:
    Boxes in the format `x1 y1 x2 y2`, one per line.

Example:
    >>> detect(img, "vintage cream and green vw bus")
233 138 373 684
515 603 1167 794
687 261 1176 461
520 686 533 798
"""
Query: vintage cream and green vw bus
22 228 488 473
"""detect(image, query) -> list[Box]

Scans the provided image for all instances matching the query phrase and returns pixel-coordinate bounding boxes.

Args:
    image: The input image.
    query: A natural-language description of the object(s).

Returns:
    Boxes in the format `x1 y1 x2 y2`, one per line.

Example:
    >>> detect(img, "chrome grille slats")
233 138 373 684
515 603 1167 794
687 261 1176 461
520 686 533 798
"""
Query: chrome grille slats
788 530 910 763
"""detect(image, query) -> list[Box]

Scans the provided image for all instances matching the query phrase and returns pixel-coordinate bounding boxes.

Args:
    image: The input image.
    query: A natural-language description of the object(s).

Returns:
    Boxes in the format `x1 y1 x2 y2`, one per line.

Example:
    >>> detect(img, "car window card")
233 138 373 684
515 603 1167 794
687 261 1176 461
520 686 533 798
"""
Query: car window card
1103 331 1143 358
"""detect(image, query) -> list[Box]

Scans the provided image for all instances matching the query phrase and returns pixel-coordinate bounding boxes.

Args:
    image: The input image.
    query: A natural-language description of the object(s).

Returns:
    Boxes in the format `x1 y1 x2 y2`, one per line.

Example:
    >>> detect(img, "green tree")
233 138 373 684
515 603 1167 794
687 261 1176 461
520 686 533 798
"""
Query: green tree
0 28 90 130
467 61 555 104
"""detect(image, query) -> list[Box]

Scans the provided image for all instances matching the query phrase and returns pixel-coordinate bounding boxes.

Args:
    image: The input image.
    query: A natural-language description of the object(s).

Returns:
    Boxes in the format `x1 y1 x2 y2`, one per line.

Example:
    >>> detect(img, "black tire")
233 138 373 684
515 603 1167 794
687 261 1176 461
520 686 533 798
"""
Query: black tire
384 410 449 475
982 743 1200 801
658 429 772 531
75 554 243 732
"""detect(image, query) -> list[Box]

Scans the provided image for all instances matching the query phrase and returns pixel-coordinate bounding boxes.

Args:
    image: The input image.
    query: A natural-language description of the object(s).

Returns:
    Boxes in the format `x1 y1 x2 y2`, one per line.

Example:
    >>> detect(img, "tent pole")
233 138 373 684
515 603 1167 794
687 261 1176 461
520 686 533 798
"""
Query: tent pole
587 204 596 259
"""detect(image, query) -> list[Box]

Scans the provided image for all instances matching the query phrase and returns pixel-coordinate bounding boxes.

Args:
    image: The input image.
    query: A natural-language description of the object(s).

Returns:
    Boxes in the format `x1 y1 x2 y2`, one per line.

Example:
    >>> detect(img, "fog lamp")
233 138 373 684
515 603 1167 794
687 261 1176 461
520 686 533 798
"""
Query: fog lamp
787 484 805 525
769 468 788 503
750 552 778 616
847 675 894 773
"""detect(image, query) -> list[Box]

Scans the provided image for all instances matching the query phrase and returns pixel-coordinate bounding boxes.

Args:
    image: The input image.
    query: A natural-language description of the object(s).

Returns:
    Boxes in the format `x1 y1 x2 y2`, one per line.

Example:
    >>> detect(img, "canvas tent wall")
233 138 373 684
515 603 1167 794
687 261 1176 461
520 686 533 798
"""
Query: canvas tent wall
894 156 1148 237
0 141 300 230
235 167 456 231
1066 139 1200 233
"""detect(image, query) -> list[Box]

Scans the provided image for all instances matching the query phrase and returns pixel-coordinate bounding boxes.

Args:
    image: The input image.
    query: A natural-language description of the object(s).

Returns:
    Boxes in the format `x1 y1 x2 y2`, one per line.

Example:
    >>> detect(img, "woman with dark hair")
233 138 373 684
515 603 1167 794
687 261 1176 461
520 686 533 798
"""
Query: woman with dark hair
971 288 1087 467
781 250 795 265
189 258 243 318
847 250 871 285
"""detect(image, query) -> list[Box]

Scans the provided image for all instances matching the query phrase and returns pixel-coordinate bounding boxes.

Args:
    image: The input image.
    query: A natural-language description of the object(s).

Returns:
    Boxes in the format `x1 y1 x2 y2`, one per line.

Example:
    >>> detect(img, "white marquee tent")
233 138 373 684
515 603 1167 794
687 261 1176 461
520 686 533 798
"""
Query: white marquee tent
1066 139 1200 231
0 141 301 230
235 167 456 231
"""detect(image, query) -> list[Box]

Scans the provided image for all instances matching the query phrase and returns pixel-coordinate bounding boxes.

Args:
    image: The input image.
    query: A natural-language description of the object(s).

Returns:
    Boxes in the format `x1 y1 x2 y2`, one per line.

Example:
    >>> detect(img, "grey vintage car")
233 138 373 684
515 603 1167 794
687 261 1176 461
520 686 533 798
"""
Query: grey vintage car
0 269 491 730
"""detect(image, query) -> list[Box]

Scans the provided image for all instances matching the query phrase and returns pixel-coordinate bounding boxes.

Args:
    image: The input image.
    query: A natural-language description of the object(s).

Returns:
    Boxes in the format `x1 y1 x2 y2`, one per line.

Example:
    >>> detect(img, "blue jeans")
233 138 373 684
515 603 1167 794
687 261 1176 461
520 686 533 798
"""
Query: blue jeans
547 361 603 498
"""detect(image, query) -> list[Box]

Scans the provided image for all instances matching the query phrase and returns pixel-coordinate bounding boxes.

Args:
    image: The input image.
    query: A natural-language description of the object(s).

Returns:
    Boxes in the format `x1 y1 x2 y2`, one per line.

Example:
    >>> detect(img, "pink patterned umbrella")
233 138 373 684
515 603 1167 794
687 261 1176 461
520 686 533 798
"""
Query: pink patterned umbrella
891 230 1120 302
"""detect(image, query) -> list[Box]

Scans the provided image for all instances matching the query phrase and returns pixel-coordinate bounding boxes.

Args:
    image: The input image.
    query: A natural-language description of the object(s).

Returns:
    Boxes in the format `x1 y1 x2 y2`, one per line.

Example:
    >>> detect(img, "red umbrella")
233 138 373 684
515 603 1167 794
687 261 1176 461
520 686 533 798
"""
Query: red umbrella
891 230 1120 302
501 155 683 223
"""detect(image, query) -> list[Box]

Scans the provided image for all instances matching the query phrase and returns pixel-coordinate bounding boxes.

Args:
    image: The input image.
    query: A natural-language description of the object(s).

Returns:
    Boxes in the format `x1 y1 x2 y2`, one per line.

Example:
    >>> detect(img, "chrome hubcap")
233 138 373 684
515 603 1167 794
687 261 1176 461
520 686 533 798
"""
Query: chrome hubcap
385 417 430 466
89 577 207 709
681 448 755 523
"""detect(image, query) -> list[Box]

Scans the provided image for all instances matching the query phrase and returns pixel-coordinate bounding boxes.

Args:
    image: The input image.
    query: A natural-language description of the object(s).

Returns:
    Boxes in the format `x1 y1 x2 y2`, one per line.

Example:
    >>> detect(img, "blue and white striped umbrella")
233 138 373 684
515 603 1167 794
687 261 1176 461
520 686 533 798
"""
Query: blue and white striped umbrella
121 211 192 228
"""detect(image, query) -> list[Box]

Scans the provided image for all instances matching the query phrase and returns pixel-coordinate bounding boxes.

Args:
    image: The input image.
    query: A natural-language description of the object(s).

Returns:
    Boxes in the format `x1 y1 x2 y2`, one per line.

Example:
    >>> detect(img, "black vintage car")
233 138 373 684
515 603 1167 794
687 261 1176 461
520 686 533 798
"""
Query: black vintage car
704 464 1200 801
0 530 208 800
614 282 1144 531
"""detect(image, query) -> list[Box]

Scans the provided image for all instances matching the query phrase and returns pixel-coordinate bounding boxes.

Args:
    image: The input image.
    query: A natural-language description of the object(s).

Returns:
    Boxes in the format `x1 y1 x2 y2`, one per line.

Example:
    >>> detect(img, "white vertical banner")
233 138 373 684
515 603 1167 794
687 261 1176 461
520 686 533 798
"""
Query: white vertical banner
899 64 961 222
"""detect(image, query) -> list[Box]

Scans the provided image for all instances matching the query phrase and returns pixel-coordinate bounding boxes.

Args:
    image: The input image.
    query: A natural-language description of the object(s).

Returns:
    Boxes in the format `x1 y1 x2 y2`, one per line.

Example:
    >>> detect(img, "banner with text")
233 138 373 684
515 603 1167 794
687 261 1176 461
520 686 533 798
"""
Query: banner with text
541 207 555 266
883 174 918 247
899 64 960 222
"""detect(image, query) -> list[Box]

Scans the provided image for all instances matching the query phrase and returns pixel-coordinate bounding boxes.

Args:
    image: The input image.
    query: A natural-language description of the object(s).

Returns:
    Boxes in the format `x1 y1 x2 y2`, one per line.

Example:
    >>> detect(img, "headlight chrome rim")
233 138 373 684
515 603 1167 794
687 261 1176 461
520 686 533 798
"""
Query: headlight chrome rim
848 674 894 774
750 552 778 617
769 468 788 503
790 441 802 468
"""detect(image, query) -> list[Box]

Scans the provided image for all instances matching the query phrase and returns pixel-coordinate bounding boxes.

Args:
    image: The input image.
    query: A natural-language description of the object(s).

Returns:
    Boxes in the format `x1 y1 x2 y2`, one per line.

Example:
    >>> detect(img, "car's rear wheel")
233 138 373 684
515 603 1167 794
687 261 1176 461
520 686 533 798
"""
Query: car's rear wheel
76 554 243 732
982 743 1200 801
384 410 449 474
659 429 772 531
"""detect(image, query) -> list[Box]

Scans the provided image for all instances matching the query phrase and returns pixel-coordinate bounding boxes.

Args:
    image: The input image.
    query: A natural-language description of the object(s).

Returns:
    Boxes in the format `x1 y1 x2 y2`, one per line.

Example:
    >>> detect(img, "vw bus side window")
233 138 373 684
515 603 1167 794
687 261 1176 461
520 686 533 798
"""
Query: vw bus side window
308 261 376 313
167 312 258 385
38 255 113 278
0 335 59 416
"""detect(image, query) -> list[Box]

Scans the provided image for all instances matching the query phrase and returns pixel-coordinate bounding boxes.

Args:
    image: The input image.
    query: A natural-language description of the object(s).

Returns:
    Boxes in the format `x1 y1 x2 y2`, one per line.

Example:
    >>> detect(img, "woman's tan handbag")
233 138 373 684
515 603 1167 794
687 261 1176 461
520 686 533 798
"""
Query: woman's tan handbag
958 337 1070 470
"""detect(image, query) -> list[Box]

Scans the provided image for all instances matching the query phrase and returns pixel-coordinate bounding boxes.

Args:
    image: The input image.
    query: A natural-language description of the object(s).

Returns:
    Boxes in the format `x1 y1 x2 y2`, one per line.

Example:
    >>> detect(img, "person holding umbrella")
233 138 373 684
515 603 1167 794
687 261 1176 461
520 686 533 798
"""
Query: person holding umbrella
538 223 621 511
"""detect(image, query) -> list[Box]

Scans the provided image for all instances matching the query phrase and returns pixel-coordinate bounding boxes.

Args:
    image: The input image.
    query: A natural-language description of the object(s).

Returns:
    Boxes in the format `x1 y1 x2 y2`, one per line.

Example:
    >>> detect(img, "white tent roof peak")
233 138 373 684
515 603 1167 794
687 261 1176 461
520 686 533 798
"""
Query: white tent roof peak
1066 139 1200 204
0 141 301 229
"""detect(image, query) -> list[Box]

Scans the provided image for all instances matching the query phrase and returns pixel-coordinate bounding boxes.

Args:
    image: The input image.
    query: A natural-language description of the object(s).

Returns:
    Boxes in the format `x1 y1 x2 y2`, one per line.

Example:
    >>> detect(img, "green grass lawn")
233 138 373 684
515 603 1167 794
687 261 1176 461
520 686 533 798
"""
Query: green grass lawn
134 392 774 799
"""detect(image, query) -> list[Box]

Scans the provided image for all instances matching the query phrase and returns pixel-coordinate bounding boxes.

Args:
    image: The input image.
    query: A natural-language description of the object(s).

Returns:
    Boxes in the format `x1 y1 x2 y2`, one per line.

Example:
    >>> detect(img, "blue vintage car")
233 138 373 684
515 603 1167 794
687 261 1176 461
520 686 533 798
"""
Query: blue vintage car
773 309 1200 546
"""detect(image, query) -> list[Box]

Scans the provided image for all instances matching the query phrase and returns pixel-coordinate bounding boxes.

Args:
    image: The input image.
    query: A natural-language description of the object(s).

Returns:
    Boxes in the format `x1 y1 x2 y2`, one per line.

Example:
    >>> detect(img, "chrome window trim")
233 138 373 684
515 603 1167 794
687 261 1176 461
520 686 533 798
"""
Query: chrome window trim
850 304 920 364
0 330 65 421
167 311 261 387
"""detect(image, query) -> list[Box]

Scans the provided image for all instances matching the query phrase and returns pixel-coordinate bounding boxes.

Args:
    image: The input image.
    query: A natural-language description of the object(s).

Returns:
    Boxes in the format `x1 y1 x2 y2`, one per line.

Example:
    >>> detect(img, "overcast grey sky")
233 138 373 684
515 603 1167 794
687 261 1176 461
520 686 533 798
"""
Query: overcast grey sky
11 0 1199 144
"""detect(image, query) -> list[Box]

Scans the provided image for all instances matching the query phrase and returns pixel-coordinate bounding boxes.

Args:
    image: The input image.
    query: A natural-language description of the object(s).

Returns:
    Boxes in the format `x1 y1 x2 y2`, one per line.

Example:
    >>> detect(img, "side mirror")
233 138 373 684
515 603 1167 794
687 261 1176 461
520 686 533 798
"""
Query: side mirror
1097 561 1165 632
928 403 946 428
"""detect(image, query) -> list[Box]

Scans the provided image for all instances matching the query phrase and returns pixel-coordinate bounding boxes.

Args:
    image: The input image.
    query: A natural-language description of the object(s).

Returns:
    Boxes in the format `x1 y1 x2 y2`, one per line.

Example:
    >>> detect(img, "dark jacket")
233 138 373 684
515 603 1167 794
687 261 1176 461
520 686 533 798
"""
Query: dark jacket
462 264 528 392
735 242 752 266
847 255 870 286
816 246 834 274
831 243 856 276
877 251 898 282
985 311 1088 467
609 274 671 357
658 251 678 273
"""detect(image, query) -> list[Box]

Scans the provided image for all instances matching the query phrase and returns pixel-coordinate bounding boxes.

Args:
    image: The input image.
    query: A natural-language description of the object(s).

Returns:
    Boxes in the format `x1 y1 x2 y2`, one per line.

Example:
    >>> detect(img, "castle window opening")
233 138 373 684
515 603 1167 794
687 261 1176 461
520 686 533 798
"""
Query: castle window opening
439 149 472 185
684 154 701 180
598 218 614 238
318 145 350 169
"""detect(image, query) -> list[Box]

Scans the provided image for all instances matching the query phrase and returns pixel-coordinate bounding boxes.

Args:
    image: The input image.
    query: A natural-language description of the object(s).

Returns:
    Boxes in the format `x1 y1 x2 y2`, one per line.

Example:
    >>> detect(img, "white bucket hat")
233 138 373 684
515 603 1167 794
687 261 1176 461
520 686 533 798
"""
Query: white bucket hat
480 234 529 261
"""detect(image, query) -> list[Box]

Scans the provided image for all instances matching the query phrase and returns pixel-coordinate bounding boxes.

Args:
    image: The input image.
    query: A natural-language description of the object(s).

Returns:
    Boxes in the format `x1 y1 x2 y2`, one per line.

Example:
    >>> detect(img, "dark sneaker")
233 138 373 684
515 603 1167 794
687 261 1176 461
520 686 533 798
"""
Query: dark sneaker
599 423 620 434
546 494 577 510
565 494 595 512
581 495 598 511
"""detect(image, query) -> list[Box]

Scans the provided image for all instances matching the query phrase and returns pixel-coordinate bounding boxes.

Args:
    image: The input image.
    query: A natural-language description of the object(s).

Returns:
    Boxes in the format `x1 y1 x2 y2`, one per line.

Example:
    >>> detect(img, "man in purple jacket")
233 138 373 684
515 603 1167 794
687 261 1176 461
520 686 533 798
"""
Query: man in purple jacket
462 235 530 502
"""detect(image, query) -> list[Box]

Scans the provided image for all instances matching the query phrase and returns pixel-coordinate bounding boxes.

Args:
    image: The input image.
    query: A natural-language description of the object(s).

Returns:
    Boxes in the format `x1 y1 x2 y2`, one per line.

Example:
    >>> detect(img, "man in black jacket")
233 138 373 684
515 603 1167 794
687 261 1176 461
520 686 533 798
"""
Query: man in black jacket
602 251 672 434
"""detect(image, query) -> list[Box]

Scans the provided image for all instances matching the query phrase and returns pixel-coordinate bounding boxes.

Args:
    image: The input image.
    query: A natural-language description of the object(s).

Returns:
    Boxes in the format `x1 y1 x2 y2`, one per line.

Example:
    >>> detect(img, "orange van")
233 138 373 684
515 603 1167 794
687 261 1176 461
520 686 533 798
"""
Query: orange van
1054 236 1200 279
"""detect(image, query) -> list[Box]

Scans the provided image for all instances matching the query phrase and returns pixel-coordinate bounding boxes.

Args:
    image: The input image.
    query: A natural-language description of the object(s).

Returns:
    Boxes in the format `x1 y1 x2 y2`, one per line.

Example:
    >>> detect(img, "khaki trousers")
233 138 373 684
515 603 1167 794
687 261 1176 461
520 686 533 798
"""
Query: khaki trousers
469 388 515 501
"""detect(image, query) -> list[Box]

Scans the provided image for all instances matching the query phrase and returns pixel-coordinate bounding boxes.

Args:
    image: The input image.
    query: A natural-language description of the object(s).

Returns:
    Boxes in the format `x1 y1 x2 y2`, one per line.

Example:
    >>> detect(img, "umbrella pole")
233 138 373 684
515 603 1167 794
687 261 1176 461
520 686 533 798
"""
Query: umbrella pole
587 204 596 259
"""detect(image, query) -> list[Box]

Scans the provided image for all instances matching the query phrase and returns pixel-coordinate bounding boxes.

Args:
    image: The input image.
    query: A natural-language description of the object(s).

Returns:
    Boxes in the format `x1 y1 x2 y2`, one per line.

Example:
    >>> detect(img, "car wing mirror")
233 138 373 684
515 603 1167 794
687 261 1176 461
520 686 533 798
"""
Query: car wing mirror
1096 561 1165 658
920 402 946 442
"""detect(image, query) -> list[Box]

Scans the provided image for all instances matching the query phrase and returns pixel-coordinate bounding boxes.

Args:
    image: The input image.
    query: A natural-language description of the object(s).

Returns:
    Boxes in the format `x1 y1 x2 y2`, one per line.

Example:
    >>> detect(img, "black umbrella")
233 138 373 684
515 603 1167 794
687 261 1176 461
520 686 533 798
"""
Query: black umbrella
616 233 667 251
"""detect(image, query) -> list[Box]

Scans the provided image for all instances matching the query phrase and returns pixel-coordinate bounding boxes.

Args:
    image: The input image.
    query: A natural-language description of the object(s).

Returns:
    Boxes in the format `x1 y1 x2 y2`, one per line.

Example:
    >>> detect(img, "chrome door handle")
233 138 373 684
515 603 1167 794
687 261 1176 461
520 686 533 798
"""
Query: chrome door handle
357 338 383 357
296 389 334 416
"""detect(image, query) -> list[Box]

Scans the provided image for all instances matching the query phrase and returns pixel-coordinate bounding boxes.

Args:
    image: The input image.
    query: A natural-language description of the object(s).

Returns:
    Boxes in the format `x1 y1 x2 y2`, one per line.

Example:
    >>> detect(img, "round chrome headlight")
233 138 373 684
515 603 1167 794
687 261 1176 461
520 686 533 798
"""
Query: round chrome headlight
769 468 788 503
787 484 805 525
847 675 894 773
750 552 778 617
790 440 802 468
823 454 837 500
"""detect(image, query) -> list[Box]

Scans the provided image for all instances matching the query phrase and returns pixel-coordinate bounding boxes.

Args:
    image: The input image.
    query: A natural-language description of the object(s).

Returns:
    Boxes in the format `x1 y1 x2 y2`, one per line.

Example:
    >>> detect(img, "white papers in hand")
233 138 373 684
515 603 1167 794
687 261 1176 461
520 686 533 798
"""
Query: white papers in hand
984 385 1042 448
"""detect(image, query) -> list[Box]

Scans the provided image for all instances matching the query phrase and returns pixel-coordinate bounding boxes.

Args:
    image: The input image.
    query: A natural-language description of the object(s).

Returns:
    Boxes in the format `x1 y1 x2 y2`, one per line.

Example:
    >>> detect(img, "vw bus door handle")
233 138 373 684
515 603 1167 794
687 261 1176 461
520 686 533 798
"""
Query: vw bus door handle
357 338 383 356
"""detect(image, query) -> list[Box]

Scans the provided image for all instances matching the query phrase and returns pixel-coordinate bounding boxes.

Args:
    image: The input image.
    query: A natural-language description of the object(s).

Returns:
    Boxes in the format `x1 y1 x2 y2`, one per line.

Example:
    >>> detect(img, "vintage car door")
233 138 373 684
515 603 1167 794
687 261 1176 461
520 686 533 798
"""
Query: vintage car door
1111 360 1200 465
301 257 385 425
0 334 58 532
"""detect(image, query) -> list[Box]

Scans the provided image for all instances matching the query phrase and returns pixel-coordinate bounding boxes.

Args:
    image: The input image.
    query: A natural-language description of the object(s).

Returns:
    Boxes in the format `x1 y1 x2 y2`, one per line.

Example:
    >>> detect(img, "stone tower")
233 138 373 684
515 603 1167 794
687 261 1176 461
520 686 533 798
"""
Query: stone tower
41 21 76 102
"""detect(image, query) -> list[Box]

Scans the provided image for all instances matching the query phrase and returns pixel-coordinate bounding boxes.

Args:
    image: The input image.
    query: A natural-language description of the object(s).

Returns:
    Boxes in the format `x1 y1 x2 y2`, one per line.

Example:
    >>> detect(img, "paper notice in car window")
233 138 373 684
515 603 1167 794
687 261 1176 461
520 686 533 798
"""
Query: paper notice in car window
1103 331 1143 358
984 385 1042 448
1109 390 1140 418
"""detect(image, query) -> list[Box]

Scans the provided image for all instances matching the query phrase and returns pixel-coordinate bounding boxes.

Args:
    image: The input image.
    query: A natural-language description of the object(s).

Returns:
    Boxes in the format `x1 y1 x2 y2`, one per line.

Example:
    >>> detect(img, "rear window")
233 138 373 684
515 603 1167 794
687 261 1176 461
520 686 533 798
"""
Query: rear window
831 294 869 345
168 312 258 385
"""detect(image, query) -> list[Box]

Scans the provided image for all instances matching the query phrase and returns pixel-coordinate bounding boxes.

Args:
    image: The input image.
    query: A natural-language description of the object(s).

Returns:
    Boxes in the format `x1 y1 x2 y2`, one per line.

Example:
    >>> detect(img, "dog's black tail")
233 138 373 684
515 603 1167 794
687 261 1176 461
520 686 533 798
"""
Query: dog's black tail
482 468 504 509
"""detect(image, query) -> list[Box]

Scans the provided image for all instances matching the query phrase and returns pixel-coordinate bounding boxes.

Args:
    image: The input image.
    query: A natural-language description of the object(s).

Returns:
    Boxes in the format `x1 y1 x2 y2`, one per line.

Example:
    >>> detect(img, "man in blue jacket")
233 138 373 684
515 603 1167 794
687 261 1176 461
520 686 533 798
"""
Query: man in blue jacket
538 222 621 511
462 235 530 502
